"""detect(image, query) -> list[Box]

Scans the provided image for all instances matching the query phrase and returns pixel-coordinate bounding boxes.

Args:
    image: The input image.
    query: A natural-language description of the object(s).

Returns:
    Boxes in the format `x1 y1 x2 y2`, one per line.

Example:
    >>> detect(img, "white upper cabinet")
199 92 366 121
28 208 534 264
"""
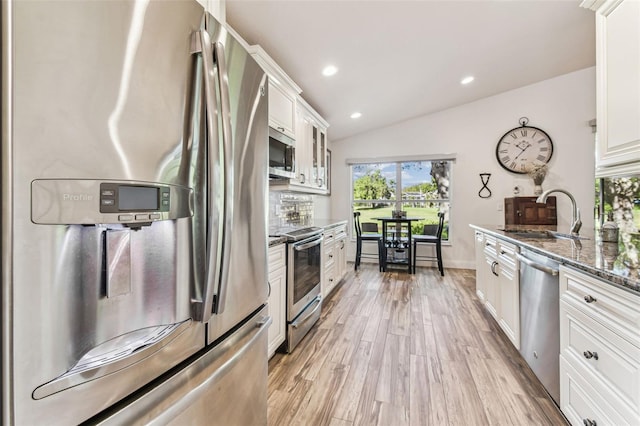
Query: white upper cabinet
590 0 640 175
248 45 301 141
246 44 331 194
295 97 329 193
268 82 296 139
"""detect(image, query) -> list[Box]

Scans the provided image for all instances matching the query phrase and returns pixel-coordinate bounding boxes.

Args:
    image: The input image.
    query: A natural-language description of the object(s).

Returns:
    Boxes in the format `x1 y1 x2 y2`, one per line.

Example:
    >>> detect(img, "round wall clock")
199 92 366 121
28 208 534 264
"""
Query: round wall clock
495 117 553 174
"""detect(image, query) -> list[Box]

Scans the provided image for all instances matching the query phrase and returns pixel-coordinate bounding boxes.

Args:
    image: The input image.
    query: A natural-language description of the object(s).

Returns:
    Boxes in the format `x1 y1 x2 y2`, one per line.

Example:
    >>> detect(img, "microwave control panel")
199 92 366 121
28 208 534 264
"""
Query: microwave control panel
31 179 193 225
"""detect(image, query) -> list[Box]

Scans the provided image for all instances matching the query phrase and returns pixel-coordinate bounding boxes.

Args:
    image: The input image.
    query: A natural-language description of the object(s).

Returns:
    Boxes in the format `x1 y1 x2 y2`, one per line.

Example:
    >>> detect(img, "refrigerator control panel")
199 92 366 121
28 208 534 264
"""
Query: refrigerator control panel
31 179 193 225
99 183 170 214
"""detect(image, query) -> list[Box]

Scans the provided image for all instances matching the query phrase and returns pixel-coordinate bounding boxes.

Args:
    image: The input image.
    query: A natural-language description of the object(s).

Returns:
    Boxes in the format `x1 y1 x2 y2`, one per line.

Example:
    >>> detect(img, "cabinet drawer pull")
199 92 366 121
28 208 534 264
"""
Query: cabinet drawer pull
584 295 597 303
583 419 597 426
583 351 599 360
490 261 499 277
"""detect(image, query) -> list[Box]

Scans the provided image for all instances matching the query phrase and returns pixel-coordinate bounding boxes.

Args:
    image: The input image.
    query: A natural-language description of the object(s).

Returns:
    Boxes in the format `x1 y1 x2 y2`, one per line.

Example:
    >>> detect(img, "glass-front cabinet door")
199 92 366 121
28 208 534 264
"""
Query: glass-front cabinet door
319 130 327 189
312 125 318 185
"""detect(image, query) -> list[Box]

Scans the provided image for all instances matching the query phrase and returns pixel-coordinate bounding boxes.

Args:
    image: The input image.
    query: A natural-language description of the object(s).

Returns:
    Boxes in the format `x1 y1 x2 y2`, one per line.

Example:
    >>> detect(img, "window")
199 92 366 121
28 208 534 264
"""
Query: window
351 159 452 239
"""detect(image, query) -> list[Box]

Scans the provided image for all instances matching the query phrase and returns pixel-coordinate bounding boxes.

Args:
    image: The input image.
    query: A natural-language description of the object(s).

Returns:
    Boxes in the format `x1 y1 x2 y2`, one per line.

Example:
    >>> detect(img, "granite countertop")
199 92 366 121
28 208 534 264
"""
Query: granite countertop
470 224 640 295
314 219 348 229
268 236 287 247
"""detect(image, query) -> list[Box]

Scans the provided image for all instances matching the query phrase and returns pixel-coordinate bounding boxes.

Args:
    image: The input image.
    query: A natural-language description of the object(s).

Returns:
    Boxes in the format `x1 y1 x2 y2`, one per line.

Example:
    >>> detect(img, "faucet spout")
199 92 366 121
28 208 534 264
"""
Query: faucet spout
536 188 582 236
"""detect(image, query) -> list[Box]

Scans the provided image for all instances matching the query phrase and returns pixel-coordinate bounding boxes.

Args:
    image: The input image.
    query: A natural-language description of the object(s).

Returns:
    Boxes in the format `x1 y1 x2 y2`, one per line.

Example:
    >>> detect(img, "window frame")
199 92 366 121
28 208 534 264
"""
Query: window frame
350 159 453 243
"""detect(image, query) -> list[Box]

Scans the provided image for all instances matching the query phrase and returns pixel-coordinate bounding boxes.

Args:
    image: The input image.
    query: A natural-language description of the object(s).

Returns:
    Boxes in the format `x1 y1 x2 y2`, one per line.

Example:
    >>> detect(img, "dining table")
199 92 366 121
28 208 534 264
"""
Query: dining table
373 217 424 274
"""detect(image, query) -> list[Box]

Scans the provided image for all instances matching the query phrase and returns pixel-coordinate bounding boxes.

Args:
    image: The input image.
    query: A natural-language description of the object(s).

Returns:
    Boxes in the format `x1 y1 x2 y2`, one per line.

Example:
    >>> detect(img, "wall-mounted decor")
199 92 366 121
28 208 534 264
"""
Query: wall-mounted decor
479 173 492 198
495 117 553 174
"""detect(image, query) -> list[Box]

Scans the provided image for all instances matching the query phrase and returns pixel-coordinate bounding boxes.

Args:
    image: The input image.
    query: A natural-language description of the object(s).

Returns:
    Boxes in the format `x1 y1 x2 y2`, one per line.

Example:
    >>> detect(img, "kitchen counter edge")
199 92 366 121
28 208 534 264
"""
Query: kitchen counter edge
470 224 640 296
315 219 348 230
268 236 287 247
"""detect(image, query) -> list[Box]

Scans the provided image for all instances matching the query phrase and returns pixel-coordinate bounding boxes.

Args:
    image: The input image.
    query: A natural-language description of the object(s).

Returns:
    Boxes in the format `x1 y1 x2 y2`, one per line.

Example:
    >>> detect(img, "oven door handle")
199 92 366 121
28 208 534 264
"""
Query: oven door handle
294 236 323 251
291 296 322 328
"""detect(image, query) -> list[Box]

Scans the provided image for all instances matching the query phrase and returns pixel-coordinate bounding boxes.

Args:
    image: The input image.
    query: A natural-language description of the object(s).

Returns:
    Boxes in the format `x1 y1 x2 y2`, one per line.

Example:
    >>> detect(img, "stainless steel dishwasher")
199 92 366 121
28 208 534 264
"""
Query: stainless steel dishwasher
516 248 560 405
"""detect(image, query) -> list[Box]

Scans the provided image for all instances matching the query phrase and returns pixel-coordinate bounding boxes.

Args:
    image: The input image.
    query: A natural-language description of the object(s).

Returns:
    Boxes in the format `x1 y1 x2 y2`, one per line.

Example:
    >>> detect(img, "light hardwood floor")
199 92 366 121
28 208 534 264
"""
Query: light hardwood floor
267 264 568 426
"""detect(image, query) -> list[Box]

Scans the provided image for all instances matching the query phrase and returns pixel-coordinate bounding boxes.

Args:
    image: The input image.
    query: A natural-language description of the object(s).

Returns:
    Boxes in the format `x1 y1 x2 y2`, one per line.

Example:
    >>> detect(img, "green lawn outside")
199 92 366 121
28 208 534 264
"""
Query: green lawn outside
354 205 448 237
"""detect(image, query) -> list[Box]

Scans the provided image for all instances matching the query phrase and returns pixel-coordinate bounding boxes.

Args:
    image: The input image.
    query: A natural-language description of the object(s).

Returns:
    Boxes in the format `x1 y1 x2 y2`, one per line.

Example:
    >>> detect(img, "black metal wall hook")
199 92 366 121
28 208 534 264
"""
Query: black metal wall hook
479 173 492 198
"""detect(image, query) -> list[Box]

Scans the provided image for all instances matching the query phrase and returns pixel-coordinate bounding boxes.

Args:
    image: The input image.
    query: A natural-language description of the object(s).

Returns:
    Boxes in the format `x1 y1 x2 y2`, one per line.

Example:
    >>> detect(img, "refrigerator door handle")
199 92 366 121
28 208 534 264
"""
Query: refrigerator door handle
212 40 234 315
196 29 223 322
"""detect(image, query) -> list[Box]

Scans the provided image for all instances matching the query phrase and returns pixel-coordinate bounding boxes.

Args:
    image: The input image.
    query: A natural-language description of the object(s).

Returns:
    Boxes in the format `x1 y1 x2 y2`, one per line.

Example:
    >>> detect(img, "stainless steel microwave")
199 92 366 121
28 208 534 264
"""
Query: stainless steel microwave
269 127 295 179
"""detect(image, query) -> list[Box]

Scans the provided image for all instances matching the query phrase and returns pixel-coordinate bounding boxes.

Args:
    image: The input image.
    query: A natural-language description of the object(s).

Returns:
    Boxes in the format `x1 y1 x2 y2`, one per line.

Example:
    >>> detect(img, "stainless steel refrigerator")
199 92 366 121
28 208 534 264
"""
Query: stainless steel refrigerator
1 1 270 424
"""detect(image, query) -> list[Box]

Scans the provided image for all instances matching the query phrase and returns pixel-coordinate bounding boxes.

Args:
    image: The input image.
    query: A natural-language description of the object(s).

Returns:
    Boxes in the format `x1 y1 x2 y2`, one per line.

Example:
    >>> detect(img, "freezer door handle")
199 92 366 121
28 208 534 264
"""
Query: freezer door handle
146 315 271 425
195 29 223 323
212 39 234 315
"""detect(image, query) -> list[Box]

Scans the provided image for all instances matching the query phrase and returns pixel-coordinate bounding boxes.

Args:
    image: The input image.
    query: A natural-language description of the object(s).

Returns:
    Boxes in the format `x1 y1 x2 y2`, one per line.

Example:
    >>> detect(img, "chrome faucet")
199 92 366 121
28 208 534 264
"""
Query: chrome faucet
536 188 582 236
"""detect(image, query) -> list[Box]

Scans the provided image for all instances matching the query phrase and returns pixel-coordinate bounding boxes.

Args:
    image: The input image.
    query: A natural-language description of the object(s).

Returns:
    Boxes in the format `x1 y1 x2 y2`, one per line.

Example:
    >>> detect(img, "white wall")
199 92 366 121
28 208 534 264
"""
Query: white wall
329 67 596 269
313 194 331 220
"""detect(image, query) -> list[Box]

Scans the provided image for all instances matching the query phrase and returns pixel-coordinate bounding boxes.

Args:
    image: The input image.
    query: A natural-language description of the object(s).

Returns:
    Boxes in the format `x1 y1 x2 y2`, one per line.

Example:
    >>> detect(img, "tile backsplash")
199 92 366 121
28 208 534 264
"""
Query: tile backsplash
269 192 314 227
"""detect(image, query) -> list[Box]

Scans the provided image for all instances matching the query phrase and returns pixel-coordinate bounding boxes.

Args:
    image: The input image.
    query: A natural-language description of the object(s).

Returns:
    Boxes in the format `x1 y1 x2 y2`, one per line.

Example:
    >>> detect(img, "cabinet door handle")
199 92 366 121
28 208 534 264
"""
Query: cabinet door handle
583 351 599 360
490 261 499 276
584 295 597 303
277 126 285 131
300 173 305 184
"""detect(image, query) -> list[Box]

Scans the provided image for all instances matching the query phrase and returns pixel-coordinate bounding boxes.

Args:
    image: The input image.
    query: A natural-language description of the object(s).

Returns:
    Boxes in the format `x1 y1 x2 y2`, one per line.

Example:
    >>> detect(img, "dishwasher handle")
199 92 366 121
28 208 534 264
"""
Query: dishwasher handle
516 252 559 276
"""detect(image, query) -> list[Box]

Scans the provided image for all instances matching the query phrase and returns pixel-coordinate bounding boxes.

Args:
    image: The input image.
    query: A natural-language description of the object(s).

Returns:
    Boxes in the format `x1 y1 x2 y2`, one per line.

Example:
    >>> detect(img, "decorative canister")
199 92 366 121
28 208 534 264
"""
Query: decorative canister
601 222 619 243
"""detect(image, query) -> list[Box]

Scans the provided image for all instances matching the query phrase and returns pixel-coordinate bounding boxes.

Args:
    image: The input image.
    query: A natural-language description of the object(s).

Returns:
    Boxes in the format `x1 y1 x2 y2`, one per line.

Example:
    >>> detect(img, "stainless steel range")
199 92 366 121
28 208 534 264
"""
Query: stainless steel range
270 226 323 352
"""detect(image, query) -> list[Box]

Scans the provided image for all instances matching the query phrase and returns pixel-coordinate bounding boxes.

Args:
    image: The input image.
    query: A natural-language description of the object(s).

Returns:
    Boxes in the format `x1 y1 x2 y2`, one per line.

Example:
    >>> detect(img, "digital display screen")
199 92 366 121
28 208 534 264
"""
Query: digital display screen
118 186 159 211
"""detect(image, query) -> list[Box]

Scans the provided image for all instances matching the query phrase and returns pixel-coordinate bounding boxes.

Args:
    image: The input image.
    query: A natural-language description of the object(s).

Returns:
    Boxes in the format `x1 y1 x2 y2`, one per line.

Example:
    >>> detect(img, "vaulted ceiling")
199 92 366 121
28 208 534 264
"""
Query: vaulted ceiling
226 1 595 141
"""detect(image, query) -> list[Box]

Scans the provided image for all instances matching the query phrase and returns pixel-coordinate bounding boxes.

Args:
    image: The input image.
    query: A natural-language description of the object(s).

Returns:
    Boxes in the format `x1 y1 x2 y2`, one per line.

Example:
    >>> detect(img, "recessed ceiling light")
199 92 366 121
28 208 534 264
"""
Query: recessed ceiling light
461 76 475 85
350 112 362 119
322 65 338 77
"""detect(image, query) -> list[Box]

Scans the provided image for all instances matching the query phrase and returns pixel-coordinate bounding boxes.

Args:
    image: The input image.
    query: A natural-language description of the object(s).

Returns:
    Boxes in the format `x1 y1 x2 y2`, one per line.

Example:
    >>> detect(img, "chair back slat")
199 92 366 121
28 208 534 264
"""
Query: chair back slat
353 212 362 237
423 212 445 239
361 222 379 233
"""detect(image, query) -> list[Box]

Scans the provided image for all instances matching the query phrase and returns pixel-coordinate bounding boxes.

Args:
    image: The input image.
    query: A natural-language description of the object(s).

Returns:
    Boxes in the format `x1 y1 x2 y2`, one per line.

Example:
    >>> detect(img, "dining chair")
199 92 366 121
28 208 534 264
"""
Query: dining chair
412 212 445 275
353 212 383 271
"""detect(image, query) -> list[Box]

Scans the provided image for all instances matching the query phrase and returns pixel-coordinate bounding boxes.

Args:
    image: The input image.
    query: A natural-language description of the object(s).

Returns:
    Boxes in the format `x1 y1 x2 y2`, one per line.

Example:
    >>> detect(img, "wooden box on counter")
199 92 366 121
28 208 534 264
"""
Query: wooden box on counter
504 196 557 226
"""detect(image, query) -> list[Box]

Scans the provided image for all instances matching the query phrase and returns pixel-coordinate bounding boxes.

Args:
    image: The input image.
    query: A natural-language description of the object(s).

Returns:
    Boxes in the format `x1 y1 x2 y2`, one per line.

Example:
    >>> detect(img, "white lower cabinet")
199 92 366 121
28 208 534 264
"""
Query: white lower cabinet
474 232 520 349
267 244 286 358
560 266 640 425
322 224 347 298
474 231 486 302
497 241 520 349
482 235 500 320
